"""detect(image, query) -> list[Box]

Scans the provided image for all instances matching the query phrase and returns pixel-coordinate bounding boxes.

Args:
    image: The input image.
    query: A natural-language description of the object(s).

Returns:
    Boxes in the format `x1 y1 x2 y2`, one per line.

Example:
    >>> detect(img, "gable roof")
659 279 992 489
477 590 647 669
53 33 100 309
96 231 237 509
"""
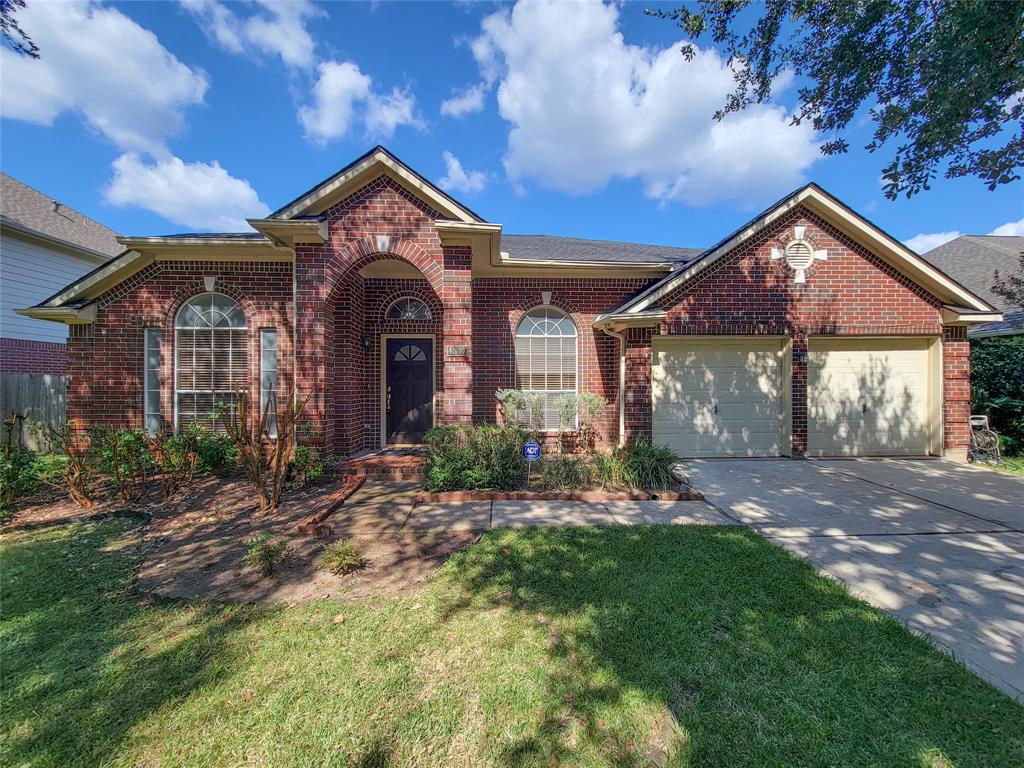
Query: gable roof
606 183 997 318
501 235 701 267
0 173 121 259
269 145 486 223
920 235 1023 312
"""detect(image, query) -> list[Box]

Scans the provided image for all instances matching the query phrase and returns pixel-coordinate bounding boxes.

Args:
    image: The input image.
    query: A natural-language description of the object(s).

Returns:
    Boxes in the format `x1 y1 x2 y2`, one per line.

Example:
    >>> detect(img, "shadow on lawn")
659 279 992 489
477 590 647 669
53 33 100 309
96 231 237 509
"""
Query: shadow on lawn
438 525 1024 768
0 520 265 767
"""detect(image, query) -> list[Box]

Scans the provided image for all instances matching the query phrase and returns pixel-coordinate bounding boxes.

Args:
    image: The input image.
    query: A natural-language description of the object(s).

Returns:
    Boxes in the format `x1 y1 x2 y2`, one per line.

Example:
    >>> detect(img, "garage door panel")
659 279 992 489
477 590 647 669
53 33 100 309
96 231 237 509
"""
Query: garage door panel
808 338 934 457
653 338 785 458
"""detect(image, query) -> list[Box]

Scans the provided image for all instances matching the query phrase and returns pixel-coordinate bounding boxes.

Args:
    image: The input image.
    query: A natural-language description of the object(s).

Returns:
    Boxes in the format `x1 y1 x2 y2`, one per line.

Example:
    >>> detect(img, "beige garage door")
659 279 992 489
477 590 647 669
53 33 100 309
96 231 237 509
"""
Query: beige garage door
807 337 937 456
652 337 786 457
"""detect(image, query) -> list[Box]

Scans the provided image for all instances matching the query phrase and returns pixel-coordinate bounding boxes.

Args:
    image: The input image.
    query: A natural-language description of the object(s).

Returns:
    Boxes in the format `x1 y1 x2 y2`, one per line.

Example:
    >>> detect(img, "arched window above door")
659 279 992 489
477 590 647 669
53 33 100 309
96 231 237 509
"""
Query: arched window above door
385 296 432 321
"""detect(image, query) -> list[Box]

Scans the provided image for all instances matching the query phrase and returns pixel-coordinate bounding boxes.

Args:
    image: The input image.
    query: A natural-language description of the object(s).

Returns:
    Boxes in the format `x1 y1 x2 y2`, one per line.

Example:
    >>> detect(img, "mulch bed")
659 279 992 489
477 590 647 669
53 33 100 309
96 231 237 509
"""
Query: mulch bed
416 488 703 503
6 475 476 605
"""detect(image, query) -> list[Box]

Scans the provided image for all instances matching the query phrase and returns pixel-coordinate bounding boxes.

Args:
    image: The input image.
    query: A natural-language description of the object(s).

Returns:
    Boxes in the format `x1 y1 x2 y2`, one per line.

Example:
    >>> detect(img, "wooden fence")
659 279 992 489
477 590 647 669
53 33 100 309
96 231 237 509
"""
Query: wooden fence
0 373 68 450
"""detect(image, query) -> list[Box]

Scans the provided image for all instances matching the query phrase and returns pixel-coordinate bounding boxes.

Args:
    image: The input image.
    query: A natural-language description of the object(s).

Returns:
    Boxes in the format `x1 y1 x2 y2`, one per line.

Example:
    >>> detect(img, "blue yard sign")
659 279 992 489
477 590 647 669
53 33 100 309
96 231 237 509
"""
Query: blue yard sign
522 440 542 462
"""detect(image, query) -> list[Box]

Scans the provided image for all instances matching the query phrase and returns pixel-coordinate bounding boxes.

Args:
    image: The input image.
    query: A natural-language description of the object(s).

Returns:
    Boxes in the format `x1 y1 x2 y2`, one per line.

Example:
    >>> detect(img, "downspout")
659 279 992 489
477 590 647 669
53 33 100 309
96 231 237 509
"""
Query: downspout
600 324 627 448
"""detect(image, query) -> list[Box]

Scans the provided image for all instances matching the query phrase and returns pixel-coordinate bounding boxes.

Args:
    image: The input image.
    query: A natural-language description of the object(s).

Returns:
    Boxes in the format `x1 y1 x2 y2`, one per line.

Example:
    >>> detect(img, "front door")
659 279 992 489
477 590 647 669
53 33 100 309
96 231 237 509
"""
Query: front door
385 338 433 444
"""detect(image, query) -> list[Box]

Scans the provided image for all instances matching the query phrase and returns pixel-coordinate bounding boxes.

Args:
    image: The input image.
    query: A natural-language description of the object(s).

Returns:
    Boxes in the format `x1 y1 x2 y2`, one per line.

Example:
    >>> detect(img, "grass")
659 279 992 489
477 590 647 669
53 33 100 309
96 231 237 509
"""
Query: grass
2 521 1022 767
993 455 1024 477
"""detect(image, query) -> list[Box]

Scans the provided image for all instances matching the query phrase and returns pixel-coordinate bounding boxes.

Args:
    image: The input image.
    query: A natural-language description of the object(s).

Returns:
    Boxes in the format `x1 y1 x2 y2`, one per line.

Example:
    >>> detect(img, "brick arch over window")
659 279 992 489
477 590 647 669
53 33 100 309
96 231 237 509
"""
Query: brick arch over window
506 295 586 393
323 236 444 305
375 287 444 325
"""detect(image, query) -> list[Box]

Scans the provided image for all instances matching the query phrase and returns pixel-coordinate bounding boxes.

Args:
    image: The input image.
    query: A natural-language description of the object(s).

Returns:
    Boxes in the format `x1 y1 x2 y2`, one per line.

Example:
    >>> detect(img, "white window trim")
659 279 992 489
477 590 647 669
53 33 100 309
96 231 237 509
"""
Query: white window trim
514 306 579 431
143 327 162 436
172 293 248 434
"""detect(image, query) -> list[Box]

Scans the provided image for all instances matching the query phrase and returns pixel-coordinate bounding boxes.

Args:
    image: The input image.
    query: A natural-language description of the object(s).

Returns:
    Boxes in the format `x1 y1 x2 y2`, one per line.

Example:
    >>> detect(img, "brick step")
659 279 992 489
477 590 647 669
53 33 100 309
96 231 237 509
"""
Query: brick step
338 450 426 482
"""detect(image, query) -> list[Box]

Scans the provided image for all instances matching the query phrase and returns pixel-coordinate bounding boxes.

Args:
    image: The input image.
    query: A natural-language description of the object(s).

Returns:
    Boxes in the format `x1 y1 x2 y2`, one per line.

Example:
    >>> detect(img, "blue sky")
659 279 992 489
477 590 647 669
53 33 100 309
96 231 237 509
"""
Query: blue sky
1 0 1021 253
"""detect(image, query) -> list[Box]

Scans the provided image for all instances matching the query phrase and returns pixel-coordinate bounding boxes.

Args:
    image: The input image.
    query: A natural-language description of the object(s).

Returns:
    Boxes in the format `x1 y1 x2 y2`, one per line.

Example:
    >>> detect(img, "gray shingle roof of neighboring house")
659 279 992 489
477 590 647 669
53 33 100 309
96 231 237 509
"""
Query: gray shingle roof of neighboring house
0 173 122 258
920 235 1023 312
500 234 703 266
969 307 1024 338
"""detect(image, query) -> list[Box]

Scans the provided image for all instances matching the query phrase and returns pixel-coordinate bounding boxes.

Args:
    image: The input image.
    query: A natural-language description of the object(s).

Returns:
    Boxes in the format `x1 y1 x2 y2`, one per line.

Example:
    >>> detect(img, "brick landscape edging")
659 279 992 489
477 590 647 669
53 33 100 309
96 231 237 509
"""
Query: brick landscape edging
415 488 703 503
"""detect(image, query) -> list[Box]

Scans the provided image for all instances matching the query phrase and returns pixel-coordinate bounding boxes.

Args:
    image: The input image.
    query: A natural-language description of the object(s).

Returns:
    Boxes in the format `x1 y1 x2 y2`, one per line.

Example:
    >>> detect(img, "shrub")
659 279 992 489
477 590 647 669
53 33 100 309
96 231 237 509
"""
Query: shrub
592 450 628 490
31 421 95 508
539 456 593 491
321 539 366 574
147 428 200 499
194 429 239 476
242 533 290 577
621 437 681 490
495 389 545 432
293 445 326 485
424 425 527 492
0 444 36 516
89 426 153 505
971 336 1024 456
554 392 608 453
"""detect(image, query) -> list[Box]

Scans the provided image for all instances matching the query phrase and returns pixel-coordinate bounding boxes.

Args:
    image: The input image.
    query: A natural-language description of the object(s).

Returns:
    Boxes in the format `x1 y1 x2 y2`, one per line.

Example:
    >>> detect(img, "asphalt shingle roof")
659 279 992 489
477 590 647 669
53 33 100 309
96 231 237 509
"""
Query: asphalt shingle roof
501 234 702 266
0 173 121 258
920 235 1024 311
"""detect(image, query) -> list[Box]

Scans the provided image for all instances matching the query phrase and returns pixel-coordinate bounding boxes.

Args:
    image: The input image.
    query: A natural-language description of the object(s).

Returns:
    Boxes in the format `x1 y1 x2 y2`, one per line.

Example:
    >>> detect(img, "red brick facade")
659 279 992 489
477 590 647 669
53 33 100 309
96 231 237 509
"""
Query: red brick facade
623 208 961 455
0 337 68 374
63 179 973 459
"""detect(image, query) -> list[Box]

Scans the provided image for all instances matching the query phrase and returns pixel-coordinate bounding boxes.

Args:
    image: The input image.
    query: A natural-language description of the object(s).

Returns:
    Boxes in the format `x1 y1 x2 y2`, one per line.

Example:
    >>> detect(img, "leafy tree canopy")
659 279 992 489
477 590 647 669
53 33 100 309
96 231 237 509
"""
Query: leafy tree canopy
1 0 39 59
650 0 1024 199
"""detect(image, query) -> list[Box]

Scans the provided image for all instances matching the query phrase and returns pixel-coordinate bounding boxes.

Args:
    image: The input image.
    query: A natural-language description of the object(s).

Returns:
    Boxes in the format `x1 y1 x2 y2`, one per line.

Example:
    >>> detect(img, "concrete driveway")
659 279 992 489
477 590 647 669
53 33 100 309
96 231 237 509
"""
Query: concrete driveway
688 458 1024 701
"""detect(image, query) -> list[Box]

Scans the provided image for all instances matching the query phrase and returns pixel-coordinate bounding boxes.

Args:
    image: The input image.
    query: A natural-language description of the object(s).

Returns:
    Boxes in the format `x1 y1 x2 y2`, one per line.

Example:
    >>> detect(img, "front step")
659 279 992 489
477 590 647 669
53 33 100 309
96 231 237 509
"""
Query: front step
339 449 426 482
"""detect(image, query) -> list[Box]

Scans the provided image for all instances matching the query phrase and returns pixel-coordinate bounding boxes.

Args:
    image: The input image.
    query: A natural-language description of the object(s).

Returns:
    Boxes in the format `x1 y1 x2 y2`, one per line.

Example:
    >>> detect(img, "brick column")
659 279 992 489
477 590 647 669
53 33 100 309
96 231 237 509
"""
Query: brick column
942 326 970 462
624 327 654 440
790 332 808 455
66 323 95 433
294 247 329 448
441 245 473 425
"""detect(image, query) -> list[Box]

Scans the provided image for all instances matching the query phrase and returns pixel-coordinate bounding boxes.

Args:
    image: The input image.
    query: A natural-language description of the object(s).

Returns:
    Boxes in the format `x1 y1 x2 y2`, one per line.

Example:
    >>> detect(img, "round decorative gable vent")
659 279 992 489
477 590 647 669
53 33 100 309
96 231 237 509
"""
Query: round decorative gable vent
770 226 828 284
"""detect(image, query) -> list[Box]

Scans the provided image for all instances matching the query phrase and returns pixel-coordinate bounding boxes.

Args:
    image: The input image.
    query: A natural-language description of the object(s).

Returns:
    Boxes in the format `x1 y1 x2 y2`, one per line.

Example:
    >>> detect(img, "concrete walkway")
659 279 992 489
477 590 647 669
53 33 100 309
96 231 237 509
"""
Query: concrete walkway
343 481 732 534
688 458 1024 701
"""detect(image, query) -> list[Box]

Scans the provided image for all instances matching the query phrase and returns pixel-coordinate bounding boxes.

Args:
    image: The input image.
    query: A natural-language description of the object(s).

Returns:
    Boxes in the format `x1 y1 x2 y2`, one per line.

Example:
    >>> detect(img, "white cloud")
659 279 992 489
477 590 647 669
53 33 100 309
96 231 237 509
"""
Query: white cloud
106 154 271 231
180 0 322 69
0 0 208 156
439 151 488 194
990 218 1024 237
468 0 819 207
904 217 1024 253
299 60 420 143
905 231 962 254
440 83 486 118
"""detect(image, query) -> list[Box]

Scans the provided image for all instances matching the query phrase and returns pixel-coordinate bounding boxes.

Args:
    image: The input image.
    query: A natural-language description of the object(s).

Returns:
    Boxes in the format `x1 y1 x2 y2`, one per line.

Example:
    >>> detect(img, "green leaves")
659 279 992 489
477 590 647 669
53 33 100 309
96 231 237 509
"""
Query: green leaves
650 0 1024 198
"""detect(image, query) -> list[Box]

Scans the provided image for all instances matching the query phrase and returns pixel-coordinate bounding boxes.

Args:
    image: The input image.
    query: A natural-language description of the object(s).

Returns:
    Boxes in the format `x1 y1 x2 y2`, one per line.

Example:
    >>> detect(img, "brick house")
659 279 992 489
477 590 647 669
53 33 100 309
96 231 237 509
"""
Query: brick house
18 147 1001 461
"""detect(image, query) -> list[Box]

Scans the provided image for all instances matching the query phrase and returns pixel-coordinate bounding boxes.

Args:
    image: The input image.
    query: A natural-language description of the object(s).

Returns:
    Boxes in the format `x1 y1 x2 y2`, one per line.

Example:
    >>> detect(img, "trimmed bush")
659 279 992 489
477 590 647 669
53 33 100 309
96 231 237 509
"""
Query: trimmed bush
293 445 327 484
321 539 366 574
194 429 239 476
971 336 1024 456
424 425 527 492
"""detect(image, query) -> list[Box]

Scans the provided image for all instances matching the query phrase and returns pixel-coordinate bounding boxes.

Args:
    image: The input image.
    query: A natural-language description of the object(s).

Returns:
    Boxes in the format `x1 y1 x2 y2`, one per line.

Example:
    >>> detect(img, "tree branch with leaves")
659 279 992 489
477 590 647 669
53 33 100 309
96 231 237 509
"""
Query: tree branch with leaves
650 0 1024 199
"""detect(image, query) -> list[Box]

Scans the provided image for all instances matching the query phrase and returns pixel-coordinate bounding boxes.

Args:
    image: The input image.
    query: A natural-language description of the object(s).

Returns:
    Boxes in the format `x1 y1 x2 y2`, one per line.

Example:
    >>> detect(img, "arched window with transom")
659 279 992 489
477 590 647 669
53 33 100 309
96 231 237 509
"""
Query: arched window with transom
515 306 577 430
174 293 247 432
385 296 432 320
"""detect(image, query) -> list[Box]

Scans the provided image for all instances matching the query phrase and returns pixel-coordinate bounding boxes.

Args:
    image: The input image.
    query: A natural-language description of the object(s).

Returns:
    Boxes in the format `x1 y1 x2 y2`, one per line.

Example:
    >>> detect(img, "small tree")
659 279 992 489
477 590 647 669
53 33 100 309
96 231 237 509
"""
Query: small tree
555 392 608 454
993 254 1024 319
495 389 545 433
218 388 313 514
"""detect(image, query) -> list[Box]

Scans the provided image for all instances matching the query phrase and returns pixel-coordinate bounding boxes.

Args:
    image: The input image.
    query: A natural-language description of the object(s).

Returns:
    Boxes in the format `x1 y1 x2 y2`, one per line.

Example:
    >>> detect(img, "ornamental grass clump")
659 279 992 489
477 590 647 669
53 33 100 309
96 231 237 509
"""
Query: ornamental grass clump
621 437 681 490
242 533 290 577
321 539 367 575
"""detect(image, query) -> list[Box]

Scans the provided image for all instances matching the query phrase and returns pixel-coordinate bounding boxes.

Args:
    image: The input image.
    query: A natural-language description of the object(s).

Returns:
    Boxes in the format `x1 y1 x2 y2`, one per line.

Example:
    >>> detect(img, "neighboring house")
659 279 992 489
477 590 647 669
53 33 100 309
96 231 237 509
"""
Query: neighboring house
1 173 121 374
19 147 1001 461
921 235 1024 338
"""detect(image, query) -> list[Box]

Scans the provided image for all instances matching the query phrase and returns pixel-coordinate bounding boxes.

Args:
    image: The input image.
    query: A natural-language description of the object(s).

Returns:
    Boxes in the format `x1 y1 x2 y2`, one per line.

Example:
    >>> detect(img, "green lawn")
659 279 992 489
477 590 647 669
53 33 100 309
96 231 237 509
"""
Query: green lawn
994 456 1024 477
2 520 1022 768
